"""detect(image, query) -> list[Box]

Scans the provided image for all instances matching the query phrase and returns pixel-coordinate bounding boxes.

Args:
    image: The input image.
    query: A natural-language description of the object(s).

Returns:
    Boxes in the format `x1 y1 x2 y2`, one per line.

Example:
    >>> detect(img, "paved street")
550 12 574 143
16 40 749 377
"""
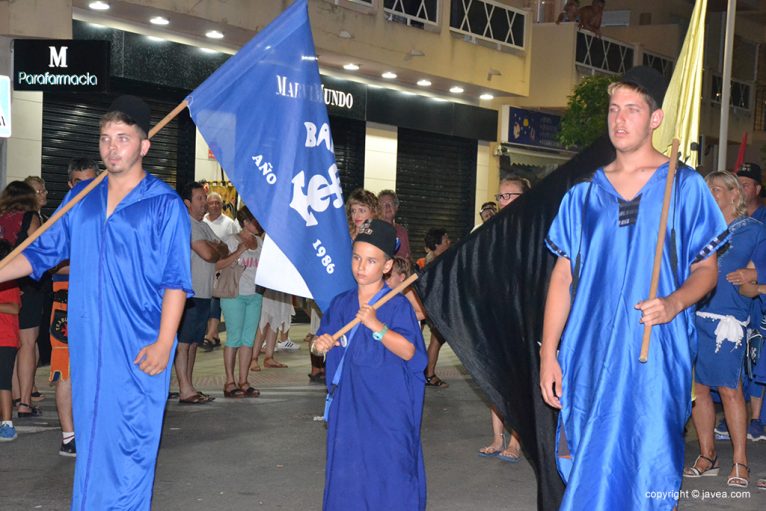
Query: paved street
1 323 764 510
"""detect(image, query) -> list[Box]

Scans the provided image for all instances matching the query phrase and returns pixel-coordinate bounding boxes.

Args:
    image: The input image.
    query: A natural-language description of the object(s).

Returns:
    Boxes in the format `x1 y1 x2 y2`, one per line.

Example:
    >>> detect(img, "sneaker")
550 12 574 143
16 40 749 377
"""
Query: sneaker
275 339 300 352
747 420 766 442
714 419 730 440
59 438 76 457
0 424 17 442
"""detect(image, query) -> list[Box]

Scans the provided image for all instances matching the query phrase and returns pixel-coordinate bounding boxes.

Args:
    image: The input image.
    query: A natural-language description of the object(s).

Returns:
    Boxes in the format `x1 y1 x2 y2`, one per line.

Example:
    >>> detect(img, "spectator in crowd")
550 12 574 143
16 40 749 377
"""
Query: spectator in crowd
176 181 227 404
495 176 531 210
736 162 766 222
578 0 605 35
556 0 580 24
480 201 497 223
346 188 380 240
0 181 41 418
385 257 425 321
684 171 764 488
422 228 451 388
202 191 241 351
218 206 261 398
0 240 20 441
305 299 325 384
479 176 527 462
48 158 99 457
378 190 410 259
251 290 294 370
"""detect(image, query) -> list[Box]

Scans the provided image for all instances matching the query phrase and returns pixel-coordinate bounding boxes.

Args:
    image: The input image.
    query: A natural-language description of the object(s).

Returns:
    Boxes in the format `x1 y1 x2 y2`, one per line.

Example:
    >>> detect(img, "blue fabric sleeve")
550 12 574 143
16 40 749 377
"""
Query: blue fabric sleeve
676 168 729 266
752 224 766 284
22 190 74 280
158 195 194 296
545 186 580 260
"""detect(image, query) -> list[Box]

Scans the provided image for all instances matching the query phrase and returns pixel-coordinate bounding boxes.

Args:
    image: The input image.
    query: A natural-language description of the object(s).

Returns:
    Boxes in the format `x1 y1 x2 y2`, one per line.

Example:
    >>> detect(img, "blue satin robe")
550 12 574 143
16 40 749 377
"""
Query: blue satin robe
319 286 427 511
546 164 727 510
23 173 192 511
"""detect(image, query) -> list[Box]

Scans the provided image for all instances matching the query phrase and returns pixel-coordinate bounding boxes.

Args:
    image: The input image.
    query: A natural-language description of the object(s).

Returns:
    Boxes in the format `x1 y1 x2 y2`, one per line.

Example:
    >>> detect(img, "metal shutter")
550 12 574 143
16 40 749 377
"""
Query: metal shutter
395 127 477 259
329 115 365 197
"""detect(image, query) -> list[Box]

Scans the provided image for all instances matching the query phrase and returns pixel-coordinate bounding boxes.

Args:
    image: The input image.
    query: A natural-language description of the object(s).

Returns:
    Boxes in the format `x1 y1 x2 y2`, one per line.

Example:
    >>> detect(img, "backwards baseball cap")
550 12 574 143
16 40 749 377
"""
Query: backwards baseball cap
618 66 667 109
354 219 397 258
107 95 151 135
737 162 762 184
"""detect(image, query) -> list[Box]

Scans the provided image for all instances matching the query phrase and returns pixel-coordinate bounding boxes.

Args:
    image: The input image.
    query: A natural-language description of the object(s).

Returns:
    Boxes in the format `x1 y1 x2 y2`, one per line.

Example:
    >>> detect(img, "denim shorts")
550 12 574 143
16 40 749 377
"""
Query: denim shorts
177 298 211 344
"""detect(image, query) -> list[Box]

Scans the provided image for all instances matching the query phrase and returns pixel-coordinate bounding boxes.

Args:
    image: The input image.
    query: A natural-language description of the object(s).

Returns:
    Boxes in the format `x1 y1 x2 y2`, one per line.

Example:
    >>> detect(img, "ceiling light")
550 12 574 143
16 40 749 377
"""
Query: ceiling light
205 30 224 39
416 79 431 87
89 1 110 10
382 71 397 79
200 48 218 54
432 97 448 102
400 91 416 96
449 86 464 94
146 36 165 42
343 63 360 71
150 16 169 26
479 93 494 101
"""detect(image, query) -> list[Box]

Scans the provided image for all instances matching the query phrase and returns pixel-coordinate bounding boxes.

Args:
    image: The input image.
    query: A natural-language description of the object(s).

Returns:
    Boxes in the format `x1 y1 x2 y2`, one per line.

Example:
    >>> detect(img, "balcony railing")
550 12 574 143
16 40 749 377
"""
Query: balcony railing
384 0 439 28
755 85 766 132
449 0 526 51
576 30 634 75
642 51 674 81
712 74 752 110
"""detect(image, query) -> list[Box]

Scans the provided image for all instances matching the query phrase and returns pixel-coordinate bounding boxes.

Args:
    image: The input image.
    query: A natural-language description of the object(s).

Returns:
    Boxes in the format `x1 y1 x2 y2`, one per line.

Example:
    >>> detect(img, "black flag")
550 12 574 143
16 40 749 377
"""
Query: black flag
414 135 615 511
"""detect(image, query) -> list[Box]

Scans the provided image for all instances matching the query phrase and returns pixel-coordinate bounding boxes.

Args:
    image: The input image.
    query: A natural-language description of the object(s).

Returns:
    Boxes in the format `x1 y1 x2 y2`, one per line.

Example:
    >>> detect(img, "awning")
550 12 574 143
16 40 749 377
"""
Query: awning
500 144 576 167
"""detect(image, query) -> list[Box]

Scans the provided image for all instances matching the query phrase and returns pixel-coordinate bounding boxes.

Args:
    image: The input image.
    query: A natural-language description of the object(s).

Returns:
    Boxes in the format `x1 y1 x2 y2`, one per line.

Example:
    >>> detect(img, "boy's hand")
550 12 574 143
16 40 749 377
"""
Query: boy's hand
134 341 172 376
356 304 383 332
311 333 339 355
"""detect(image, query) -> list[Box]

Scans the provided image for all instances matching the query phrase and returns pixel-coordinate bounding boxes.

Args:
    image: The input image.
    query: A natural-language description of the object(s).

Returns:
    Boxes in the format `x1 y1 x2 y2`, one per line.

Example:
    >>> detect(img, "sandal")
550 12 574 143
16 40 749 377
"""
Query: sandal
178 394 209 405
308 373 325 384
201 338 215 352
683 455 719 477
479 434 505 458
31 390 45 402
224 382 245 398
238 382 260 398
757 478 766 490
17 402 43 418
425 374 449 388
197 391 215 402
263 357 288 369
727 463 749 488
498 447 521 463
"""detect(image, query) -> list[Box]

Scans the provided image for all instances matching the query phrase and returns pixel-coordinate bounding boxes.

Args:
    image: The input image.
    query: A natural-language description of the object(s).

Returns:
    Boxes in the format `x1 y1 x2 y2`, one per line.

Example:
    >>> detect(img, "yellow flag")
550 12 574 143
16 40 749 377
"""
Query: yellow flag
652 0 707 168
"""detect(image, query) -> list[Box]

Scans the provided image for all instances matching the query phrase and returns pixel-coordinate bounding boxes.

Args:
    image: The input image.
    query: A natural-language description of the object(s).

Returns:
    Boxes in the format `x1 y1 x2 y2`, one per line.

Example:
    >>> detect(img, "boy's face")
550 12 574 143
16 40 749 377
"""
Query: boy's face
385 269 406 287
352 241 394 286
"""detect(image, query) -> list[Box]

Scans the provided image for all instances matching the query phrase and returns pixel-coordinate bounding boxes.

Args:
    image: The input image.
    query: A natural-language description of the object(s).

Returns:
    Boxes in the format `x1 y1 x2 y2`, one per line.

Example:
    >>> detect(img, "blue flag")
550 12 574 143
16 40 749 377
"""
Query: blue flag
186 0 355 312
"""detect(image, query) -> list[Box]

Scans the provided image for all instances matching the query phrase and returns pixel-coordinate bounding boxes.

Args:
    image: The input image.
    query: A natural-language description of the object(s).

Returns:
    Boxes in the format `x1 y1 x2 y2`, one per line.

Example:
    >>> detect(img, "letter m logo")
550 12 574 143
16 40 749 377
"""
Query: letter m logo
48 46 68 68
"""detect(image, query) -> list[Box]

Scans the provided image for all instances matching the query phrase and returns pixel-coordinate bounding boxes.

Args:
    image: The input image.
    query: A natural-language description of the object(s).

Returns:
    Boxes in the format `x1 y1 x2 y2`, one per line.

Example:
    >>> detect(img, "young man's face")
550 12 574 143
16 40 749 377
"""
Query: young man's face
99 121 149 176
480 208 495 222
737 176 761 206
352 241 393 287
207 195 223 220
185 187 208 221
607 86 663 155
68 168 97 189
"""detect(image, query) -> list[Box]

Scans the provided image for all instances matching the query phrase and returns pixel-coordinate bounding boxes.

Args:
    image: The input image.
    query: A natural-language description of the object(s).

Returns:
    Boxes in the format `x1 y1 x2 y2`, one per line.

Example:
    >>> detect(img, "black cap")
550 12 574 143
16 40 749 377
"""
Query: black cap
107 95 151 135
619 66 667 108
738 162 762 184
354 219 397 258
480 201 497 213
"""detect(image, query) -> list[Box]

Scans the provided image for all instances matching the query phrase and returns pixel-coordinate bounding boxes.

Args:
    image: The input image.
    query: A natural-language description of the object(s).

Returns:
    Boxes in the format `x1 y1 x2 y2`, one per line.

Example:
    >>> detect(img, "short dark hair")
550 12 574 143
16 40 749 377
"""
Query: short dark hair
67 158 99 182
99 111 148 139
181 181 205 202
236 206 262 234
424 228 447 251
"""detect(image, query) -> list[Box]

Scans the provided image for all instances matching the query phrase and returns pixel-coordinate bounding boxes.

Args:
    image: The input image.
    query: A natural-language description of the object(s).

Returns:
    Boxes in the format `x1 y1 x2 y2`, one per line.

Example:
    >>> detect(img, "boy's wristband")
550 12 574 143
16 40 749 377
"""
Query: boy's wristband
372 324 389 341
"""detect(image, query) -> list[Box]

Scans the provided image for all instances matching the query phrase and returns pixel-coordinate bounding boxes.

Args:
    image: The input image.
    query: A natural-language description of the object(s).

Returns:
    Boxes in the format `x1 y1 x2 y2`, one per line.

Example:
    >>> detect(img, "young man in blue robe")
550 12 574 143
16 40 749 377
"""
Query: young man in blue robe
539 67 729 510
0 95 192 510
312 219 428 511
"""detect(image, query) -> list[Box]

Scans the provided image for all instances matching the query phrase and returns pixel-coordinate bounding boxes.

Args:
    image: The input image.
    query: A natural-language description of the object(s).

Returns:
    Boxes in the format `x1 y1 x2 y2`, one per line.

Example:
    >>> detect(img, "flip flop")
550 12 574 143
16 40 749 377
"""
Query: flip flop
239 383 261 398
178 394 209 405
478 448 502 458
263 358 288 368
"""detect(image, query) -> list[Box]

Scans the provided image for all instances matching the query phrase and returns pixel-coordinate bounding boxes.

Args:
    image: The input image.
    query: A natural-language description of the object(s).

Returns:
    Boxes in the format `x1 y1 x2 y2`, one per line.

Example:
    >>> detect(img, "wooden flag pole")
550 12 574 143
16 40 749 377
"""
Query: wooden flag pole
0 99 189 273
639 138 680 363
311 273 419 354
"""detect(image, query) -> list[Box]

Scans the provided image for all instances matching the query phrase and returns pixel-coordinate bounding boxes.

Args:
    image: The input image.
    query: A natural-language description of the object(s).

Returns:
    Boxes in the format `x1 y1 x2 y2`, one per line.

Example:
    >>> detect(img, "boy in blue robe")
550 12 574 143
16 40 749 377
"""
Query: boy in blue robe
312 219 428 511
540 67 728 509
0 96 192 510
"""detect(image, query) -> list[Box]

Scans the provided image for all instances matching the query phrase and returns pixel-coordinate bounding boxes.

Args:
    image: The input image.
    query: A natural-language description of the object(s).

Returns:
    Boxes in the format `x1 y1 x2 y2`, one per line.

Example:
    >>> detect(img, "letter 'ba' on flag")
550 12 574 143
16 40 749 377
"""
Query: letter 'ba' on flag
185 0 355 312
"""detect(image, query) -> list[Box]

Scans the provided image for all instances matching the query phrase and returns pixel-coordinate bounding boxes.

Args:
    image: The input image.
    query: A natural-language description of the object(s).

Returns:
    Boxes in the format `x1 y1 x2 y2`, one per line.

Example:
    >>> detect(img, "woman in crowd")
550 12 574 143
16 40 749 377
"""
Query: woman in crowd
0 181 41 417
684 171 766 488
346 188 380 239
218 207 263 398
